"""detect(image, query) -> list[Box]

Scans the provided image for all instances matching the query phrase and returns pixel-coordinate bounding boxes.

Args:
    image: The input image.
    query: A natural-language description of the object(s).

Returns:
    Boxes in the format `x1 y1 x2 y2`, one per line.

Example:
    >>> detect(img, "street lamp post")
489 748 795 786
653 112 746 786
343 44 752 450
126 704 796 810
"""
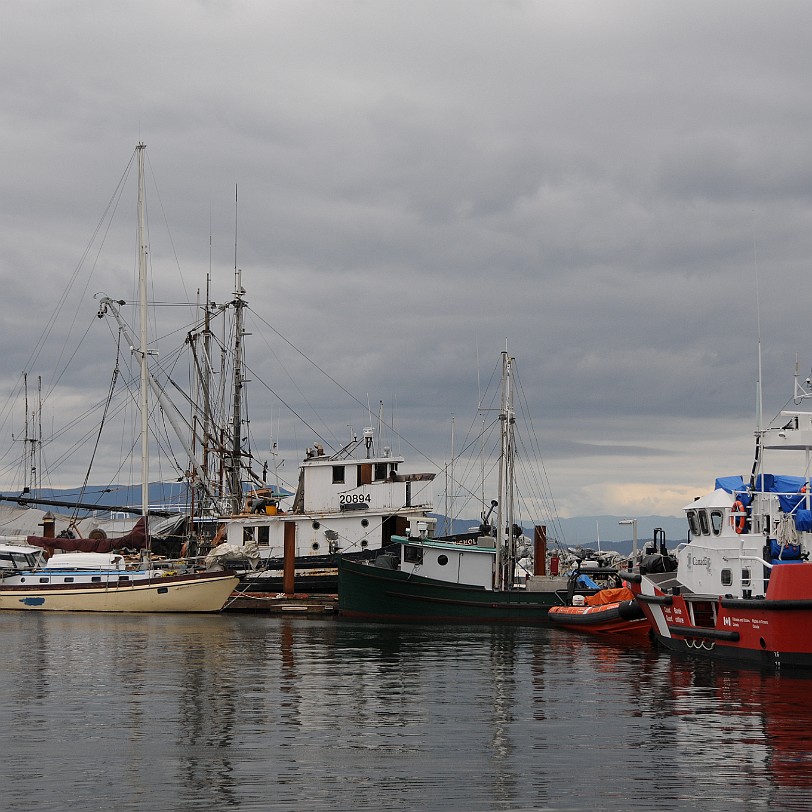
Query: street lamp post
618 519 638 559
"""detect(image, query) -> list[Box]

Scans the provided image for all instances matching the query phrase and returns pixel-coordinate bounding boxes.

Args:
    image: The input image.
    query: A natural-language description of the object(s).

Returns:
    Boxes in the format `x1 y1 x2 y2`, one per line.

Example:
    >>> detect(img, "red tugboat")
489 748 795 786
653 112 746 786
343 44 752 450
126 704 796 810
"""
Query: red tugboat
624 365 812 669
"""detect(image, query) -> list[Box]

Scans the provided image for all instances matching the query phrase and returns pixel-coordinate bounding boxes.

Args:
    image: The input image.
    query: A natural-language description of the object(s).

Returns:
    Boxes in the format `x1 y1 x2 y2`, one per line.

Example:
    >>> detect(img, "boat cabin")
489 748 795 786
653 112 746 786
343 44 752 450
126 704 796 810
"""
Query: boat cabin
381 523 498 590
220 443 436 563
680 473 812 600
0 543 46 572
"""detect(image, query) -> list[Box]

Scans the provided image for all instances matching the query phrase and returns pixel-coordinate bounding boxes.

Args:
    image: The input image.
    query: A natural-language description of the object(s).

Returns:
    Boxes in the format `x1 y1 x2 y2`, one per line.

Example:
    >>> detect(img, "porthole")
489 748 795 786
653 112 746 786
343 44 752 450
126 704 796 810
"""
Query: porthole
360 539 368 548
312 542 320 551
361 518 369 528
312 521 320 530
438 555 449 566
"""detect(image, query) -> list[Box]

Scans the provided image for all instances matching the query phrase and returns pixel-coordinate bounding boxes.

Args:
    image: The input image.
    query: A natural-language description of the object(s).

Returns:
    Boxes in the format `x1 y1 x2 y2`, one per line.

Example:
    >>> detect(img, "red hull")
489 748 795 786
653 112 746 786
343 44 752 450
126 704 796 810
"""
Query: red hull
631 563 812 668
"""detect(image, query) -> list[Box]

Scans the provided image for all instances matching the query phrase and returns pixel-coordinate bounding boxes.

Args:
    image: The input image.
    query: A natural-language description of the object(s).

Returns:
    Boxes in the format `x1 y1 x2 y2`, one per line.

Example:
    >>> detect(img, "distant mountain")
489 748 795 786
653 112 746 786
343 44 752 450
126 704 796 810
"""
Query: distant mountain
431 513 687 552
3 485 687 552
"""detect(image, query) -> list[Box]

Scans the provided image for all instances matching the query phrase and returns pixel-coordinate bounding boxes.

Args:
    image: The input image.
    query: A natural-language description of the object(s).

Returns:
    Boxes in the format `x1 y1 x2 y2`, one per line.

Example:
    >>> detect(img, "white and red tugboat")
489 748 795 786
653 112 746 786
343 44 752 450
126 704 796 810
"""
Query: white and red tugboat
625 364 812 669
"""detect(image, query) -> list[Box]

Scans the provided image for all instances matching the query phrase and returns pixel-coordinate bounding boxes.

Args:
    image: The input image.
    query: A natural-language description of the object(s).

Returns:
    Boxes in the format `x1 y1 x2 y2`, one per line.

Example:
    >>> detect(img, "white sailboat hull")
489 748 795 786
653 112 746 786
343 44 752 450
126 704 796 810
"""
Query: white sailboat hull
0 572 238 613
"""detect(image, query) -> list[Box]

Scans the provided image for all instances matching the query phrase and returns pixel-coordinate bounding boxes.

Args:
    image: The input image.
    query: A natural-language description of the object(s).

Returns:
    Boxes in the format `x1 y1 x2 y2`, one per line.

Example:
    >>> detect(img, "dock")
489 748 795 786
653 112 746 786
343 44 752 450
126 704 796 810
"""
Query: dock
224 590 338 615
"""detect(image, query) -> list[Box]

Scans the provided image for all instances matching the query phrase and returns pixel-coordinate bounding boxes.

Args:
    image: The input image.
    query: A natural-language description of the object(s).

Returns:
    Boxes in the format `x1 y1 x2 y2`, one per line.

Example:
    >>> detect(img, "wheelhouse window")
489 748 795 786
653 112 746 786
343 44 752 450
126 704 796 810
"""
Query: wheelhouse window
687 510 699 536
374 462 387 481
710 510 724 536
257 526 269 546
742 568 751 587
698 510 710 536
332 465 345 484
404 546 423 565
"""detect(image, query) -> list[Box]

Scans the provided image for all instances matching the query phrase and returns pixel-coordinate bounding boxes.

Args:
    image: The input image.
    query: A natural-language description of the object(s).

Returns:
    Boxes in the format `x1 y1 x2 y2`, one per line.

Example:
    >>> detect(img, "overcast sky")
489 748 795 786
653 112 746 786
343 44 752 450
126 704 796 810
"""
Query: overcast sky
3 1 812 526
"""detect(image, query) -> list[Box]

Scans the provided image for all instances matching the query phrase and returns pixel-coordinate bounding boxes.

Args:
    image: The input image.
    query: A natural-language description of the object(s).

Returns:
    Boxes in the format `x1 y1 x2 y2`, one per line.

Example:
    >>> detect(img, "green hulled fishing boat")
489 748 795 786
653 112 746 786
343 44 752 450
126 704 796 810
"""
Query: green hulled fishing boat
338 351 569 622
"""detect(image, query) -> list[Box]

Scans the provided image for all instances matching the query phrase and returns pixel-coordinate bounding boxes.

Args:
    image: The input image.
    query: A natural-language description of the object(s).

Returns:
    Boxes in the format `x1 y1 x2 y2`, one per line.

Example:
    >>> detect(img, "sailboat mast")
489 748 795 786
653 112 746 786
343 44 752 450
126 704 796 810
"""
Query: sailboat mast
229 267 245 511
136 143 150 528
202 275 213 495
495 350 515 590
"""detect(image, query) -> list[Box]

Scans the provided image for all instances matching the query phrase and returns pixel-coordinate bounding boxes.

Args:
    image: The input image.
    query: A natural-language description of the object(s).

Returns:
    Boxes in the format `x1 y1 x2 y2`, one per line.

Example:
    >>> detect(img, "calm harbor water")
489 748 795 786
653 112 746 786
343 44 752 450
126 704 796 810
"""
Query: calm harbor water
1 613 810 812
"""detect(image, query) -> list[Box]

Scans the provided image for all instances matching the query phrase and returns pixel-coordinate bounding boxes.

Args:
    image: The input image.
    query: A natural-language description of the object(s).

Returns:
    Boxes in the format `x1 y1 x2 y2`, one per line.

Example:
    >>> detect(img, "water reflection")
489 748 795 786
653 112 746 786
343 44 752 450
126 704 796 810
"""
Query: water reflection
2 614 812 811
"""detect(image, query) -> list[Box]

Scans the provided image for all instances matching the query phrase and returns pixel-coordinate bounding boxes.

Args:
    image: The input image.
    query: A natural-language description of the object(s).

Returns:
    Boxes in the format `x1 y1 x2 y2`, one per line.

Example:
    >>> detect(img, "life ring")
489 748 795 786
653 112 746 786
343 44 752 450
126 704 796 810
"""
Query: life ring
731 500 746 534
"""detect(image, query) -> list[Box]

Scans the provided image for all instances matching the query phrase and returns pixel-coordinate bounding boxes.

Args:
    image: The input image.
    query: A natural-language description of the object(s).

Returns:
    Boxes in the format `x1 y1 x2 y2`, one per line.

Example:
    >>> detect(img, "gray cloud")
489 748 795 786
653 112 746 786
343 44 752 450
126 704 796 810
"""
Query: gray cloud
2 1 812 523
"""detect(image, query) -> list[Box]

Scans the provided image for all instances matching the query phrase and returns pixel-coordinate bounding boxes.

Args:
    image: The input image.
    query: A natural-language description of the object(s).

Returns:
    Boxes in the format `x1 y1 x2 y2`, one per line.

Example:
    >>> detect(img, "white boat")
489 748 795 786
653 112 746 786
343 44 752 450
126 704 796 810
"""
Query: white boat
211 430 437 596
0 542 236 612
625 362 812 668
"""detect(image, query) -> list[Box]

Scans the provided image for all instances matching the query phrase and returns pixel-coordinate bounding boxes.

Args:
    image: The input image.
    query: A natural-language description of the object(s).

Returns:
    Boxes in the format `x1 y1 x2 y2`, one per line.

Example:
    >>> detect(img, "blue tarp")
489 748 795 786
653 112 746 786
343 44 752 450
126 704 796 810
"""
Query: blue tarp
770 538 802 560
795 510 812 532
715 474 809 511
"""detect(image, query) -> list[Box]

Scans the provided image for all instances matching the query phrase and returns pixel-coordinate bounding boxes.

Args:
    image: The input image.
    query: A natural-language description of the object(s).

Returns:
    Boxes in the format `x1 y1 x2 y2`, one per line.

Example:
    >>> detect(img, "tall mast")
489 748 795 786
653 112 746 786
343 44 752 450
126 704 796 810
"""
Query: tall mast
495 350 515 590
229 267 246 511
136 143 150 529
202 274 213 496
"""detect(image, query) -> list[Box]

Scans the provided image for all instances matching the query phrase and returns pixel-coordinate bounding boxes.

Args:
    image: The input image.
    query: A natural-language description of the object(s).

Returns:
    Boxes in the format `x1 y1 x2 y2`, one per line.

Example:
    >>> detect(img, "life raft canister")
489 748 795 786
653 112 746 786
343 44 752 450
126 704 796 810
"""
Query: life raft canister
730 500 746 534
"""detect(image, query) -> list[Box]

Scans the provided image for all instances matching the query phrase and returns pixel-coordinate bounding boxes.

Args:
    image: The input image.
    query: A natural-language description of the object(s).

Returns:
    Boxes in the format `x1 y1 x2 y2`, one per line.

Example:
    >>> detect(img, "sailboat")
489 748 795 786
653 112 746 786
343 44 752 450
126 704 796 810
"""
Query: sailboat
337 351 571 622
0 144 238 612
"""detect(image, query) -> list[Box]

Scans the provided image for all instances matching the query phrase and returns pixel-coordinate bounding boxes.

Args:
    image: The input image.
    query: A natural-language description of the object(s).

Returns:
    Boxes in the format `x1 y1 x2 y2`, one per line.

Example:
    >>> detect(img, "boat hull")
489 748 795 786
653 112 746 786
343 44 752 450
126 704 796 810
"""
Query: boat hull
235 549 379 597
547 600 651 641
0 571 239 613
631 564 812 668
338 556 560 622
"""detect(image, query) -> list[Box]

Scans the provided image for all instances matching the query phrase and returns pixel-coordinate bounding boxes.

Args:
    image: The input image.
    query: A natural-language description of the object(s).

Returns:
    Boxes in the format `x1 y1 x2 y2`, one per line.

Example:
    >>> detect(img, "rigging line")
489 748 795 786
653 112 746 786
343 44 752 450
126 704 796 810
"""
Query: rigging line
71 335 124 522
445 425 502 511
40 316 98 405
244 305 451 471
240 310 346 451
143 150 195 317
242 363 336 451
19 149 137 387
512 361 566 544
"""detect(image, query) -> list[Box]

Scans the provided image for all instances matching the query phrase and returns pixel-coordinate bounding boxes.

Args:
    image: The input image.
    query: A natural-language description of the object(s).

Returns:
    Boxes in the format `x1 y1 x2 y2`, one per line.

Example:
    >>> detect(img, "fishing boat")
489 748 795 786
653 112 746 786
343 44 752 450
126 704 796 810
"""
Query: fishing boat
624 362 812 668
0 144 238 612
546 558 651 640
214 434 437 599
338 351 570 622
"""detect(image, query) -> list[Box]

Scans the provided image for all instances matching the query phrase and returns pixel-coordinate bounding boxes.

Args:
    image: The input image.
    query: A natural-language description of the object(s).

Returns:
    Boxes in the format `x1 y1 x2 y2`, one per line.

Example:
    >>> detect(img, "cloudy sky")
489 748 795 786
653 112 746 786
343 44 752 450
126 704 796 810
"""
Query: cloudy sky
3 1 812 527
